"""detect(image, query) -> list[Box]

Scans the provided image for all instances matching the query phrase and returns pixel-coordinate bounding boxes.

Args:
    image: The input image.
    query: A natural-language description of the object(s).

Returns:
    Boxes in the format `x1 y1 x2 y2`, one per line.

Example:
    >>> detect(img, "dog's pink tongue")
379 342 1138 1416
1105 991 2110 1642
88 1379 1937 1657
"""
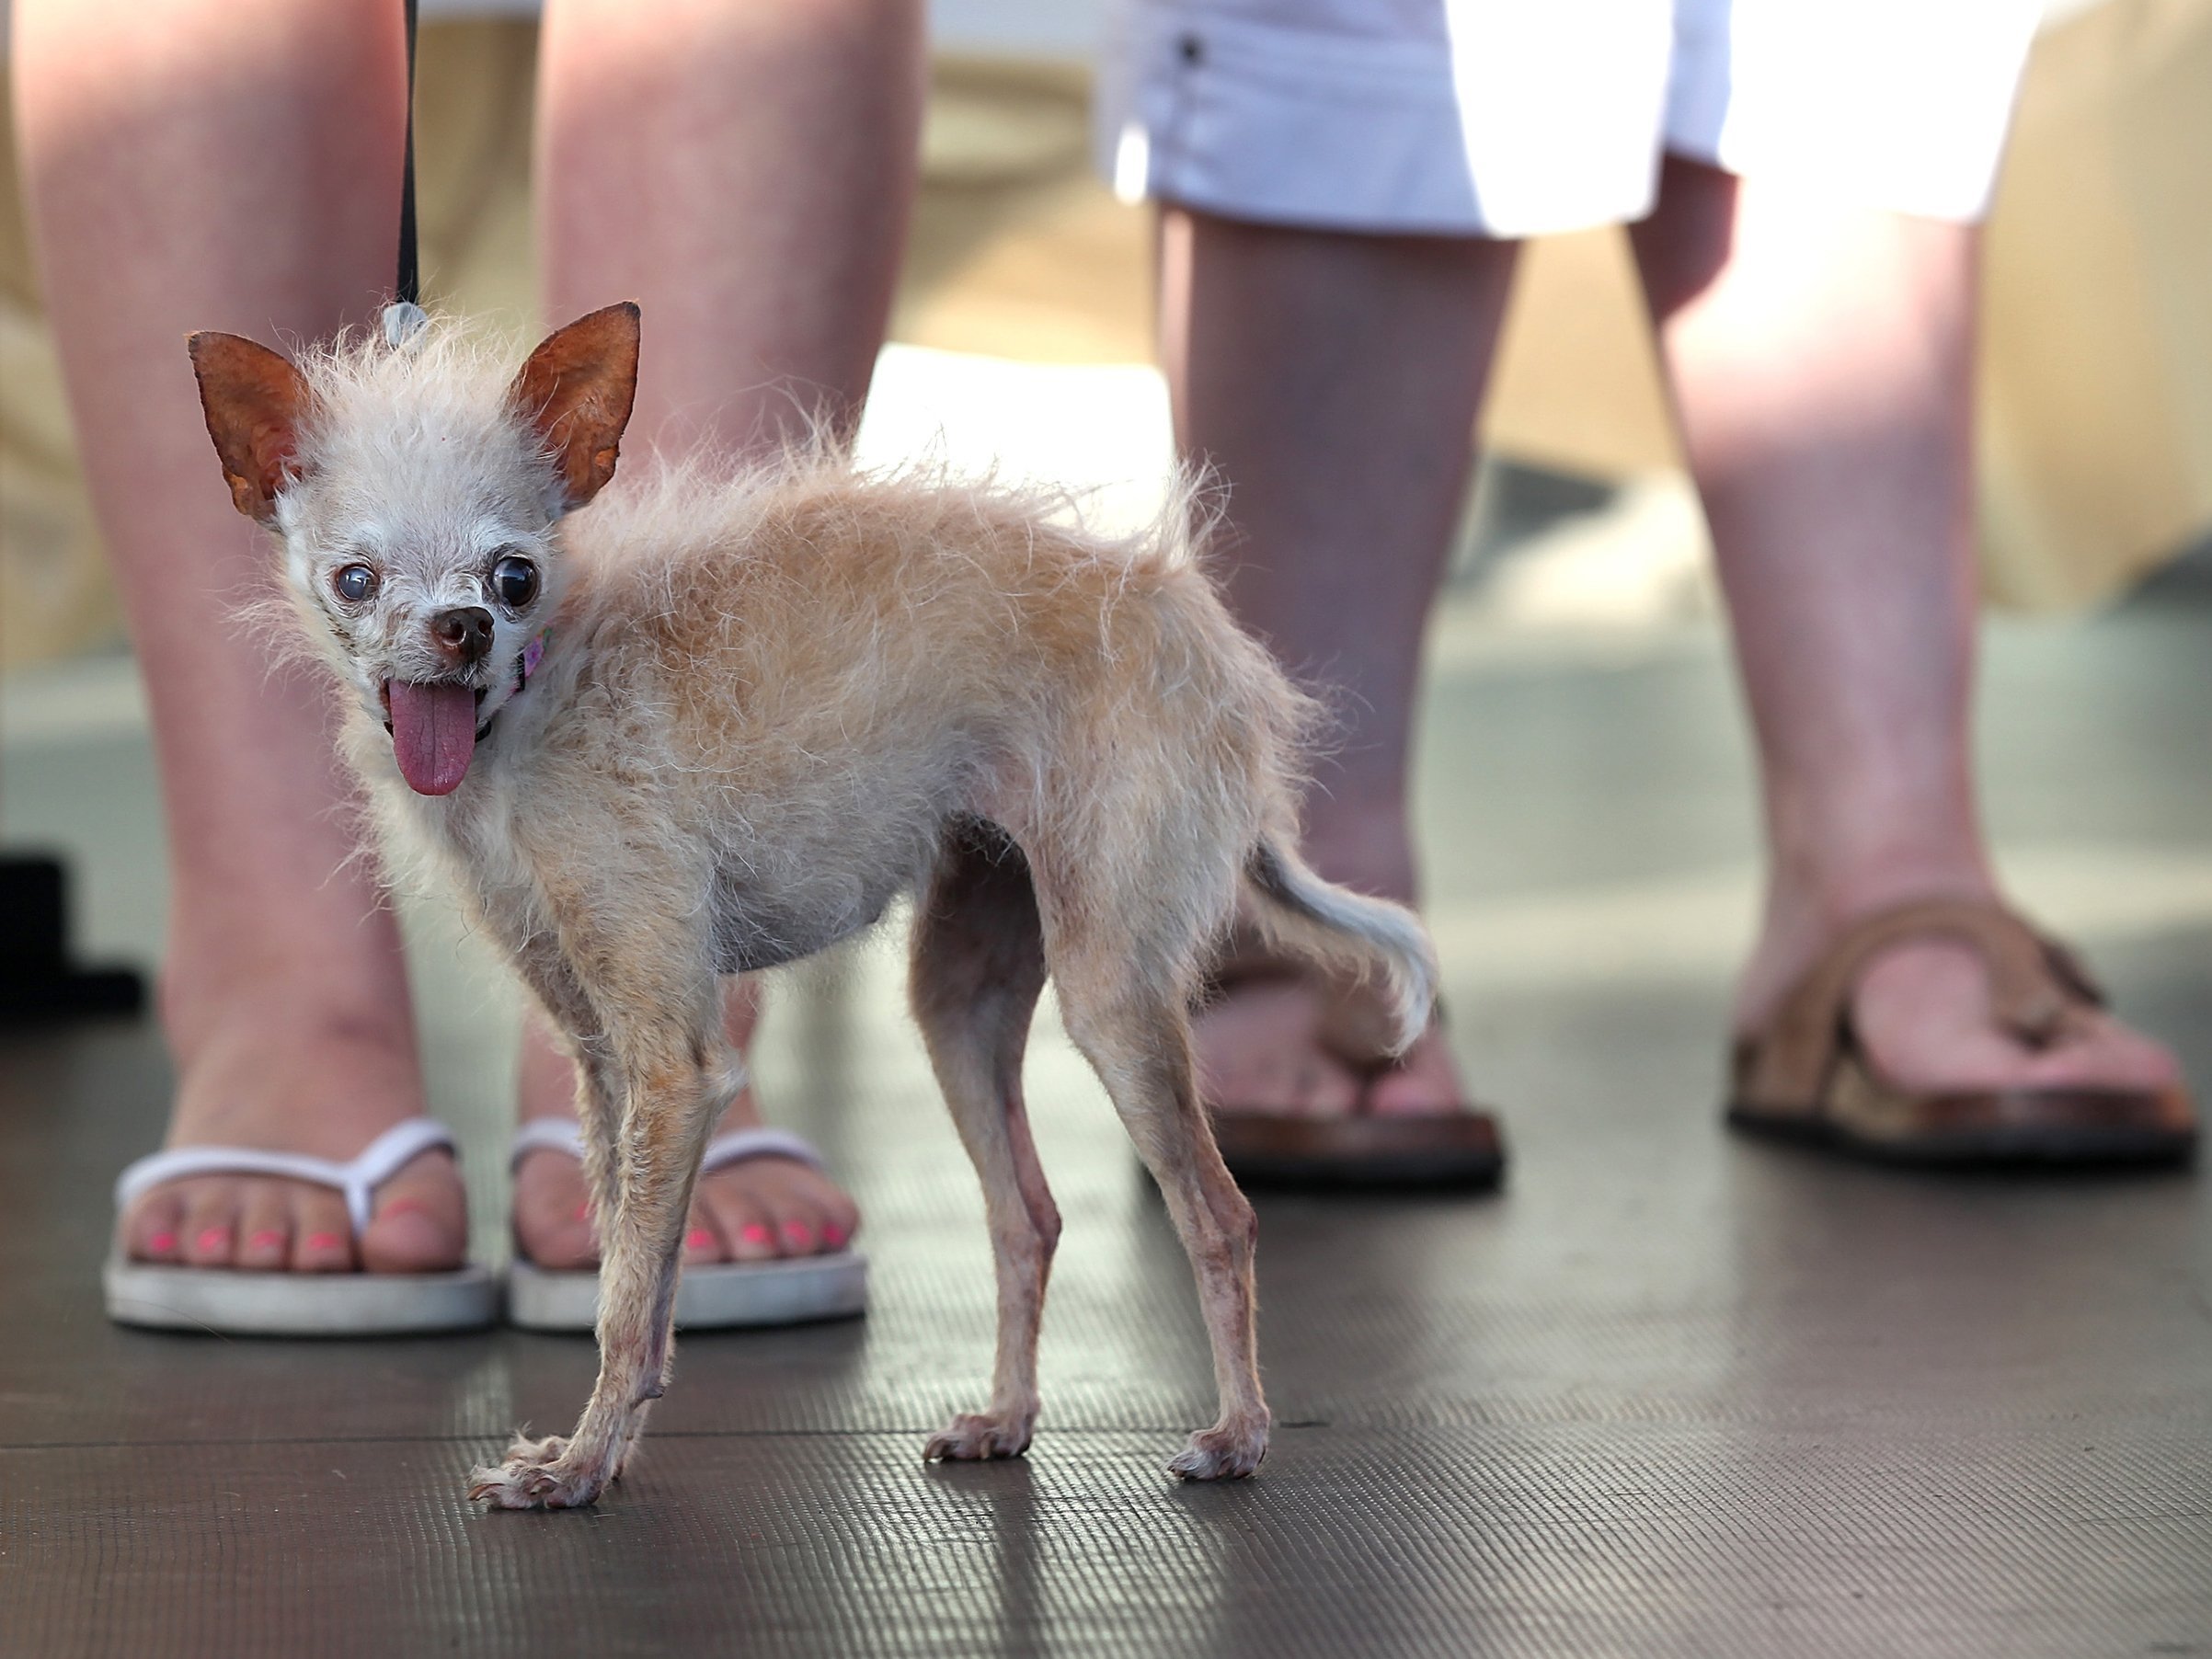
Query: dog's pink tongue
387 681 477 795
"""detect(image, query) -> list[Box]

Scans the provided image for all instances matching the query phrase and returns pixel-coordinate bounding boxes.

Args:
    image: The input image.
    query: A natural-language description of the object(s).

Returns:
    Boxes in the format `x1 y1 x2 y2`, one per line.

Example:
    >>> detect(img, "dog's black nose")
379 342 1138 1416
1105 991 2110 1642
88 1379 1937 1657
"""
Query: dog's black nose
430 605 495 666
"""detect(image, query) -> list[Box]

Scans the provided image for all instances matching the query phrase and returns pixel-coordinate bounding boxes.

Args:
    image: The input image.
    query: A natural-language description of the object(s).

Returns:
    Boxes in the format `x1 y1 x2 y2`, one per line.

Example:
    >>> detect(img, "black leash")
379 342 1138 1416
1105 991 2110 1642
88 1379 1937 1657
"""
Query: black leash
395 0 421 305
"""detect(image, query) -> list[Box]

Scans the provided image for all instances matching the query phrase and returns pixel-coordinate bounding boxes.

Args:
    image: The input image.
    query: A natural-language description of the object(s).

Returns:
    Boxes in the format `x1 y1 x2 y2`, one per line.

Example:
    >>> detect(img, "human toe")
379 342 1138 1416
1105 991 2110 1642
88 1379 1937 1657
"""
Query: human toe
235 1181 293 1270
682 1213 728 1265
127 1187 189 1264
179 1184 243 1267
290 1187 357 1272
361 1150 468 1273
761 1200 819 1258
2009 1013 2183 1094
816 1193 860 1253
777 1170 860 1254
510 1147 600 1270
699 1184 780 1263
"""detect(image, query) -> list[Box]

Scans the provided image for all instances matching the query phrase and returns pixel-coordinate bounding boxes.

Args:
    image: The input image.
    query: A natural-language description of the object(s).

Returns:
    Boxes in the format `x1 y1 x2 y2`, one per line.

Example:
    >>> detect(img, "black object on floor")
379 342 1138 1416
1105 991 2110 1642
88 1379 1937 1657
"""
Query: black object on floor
0 852 143 1025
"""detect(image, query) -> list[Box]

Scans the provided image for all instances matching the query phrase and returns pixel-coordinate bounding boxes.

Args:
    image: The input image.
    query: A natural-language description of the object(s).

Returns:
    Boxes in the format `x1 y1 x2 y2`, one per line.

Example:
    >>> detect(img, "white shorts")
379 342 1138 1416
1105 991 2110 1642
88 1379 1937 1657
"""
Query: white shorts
1095 0 2041 235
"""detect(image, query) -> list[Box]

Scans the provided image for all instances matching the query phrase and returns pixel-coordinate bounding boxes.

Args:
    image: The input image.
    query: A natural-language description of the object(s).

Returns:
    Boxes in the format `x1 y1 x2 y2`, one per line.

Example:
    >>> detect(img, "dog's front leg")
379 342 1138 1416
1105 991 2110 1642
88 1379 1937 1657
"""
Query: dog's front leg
506 930 625 1233
470 1021 732 1509
469 889 727 1509
602 1043 748 1477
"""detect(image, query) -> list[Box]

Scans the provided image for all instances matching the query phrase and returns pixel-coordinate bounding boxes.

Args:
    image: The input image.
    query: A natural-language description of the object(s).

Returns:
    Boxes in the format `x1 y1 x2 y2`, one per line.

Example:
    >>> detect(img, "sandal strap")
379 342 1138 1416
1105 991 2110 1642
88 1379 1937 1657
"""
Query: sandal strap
510 1116 593 1169
509 1083 826 1179
511 1124 825 1175
1741 898 2102 1108
700 1127 827 1176
113 1116 457 1239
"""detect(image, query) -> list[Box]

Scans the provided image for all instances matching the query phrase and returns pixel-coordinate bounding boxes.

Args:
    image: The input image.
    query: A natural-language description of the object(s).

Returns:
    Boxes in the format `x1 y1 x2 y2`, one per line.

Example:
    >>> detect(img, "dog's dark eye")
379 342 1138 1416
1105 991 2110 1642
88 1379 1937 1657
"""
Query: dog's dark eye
491 554 540 610
332 564 377 603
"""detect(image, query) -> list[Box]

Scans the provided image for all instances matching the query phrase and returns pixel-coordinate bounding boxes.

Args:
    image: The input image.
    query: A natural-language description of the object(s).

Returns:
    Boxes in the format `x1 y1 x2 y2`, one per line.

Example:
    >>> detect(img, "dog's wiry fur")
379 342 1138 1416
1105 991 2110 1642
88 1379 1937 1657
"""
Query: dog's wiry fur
189 303 1438 1509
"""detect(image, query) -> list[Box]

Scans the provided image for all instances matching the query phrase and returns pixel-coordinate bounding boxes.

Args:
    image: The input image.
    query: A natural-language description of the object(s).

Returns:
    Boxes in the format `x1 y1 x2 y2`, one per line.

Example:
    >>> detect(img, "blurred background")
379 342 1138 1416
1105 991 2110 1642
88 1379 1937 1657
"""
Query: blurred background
3 0 2211 681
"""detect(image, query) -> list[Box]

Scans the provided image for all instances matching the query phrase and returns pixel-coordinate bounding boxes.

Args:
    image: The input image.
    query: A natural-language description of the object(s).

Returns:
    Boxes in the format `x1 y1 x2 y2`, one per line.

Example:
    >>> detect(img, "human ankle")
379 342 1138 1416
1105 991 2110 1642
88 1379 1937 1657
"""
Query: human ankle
153 932 428 1151
1738 846 1998 1027
1771 848 1997 934
160 900 413 1049
161 959 415 1069
1760 773 1989 918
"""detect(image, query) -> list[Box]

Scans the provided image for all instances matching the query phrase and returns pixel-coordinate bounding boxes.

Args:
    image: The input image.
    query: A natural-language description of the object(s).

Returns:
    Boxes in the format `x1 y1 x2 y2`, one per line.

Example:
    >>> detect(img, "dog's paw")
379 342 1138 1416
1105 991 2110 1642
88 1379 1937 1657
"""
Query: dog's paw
465 1434 606 1510
1166 1422 1267 1482
923 1411 1035 1463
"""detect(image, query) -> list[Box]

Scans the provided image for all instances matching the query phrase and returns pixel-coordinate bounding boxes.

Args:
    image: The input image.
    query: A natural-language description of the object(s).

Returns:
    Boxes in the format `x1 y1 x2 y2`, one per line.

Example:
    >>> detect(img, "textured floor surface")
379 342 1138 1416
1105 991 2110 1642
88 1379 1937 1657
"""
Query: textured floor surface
3 597 2210 1657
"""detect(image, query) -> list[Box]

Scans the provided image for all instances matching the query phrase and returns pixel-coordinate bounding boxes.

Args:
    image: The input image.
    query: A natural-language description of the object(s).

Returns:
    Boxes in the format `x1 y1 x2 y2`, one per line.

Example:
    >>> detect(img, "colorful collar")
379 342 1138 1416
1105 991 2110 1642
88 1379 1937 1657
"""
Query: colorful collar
476 628 552 744
513 626 551 695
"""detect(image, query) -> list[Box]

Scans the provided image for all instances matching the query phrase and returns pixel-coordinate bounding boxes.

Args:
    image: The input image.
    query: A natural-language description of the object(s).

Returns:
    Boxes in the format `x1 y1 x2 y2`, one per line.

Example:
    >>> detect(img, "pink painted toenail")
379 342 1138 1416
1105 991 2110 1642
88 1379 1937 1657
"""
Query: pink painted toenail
822 1224 848 1249
781 1222 813 1248
304 1231 345 1253
575 1202 592 1221
380 1196 429 1219
740 1223 773 1246
685 1228 716 1252
148 1231 178 1254
247 1230 285 1251
196 1227 230 1253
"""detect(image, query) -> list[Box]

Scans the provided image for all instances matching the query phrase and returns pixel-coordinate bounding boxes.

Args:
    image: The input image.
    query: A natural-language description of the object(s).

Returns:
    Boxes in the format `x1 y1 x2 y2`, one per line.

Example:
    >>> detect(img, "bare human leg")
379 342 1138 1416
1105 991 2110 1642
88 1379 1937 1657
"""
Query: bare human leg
1156 208 1515 1118
13 0 466 1276
1629 155 2177 1095
512 0 925 1268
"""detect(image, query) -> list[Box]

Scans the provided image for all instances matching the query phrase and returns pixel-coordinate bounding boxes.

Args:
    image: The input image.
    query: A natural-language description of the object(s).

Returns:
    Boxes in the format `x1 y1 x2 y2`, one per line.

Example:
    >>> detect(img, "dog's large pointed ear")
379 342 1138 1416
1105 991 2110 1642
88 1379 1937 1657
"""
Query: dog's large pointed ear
510 302 641 512
188 332 310 525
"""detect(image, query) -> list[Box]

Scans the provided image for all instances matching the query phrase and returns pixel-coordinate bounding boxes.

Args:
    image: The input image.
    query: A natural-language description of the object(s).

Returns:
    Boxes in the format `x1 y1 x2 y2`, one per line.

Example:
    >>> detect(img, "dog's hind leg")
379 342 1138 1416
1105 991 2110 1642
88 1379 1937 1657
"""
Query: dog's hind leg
1042 908 1269 1481
911 821 1059 1462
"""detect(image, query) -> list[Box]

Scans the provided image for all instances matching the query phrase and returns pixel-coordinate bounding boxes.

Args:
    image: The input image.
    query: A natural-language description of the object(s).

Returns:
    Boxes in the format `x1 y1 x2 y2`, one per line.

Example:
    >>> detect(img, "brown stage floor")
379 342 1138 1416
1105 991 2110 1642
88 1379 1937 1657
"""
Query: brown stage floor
4 595 2210 1656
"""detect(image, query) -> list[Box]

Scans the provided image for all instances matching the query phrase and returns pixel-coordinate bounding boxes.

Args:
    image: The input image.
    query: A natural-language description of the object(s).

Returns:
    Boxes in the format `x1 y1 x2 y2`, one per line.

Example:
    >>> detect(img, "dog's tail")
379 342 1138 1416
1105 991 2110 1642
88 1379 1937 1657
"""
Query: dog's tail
1239 836 1438 1057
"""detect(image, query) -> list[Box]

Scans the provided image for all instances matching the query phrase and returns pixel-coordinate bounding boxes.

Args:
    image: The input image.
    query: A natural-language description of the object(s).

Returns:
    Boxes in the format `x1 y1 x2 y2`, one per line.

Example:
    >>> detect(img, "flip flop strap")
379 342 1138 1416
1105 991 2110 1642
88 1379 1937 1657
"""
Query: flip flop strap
511 1124 824 1175
700 1127 828 1175
113 1116 457 1239
509 1084 827 1178
1741 898 2101 1108
510 1116 594 1168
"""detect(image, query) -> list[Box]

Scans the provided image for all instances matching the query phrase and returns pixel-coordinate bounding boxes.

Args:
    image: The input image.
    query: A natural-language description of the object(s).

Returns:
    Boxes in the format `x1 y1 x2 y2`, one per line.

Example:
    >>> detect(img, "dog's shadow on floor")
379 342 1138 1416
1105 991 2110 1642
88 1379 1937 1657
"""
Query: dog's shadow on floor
921 1456 1048 1641
921 1441 1284 1646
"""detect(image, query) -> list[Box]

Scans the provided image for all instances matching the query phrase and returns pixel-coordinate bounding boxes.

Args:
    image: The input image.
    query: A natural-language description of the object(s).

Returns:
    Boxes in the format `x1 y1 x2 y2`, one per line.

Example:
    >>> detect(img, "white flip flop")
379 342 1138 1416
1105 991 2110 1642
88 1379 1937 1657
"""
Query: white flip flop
505 1115 869 1333
103 1116 499 1335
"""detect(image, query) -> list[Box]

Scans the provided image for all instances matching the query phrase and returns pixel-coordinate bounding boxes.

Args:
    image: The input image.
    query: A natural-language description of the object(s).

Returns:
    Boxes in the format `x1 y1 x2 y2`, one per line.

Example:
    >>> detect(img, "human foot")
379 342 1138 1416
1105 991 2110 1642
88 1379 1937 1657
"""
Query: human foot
1195 971 1468 1119
121 968 469 1276
1730 893 2193 1162
1194 963 1504 1189
1196 798 1473 1122
510 996 861 1270
1737 893 2184 1100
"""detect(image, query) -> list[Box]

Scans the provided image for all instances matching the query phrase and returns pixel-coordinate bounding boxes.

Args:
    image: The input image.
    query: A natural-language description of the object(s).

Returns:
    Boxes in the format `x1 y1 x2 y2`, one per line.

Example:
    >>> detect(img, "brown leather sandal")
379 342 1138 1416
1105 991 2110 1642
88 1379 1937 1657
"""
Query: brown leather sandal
1727 898 2197 1167
1196 946 1506 1192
